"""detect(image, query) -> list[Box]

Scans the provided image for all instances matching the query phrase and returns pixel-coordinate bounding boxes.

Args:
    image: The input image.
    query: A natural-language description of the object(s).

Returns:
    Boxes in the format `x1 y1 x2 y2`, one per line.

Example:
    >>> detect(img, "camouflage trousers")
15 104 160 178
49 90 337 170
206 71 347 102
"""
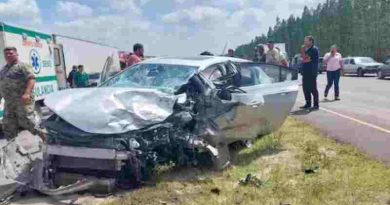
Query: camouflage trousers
2 102 42 140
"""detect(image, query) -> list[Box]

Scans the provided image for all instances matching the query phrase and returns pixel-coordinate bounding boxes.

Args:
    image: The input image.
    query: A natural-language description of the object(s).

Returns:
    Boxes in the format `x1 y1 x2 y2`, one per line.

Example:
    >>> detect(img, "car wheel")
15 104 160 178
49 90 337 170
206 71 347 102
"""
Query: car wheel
357 68 364 77
377 70 385 79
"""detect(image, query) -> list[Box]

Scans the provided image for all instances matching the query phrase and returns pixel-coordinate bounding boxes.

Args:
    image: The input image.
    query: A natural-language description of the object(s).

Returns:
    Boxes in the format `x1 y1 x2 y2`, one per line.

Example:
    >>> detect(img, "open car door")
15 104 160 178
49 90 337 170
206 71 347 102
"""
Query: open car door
99 54 121 85
213 62 299 143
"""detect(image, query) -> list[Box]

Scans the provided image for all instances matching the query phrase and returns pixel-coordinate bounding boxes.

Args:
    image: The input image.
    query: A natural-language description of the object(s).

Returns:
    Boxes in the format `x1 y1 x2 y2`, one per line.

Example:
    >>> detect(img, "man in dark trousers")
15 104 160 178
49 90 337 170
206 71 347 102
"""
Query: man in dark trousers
67 65 77 88
301 36 320 110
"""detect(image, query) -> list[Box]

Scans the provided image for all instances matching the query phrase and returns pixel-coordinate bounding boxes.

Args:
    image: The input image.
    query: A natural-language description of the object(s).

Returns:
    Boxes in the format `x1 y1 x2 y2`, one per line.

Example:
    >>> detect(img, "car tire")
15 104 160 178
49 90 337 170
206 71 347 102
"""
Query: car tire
377 70 385 79
357 68 364 77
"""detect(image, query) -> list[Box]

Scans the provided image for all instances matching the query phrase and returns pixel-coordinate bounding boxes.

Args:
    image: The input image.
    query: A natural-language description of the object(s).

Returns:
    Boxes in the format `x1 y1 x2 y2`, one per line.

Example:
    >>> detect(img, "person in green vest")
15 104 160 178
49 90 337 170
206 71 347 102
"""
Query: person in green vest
74 65 89 88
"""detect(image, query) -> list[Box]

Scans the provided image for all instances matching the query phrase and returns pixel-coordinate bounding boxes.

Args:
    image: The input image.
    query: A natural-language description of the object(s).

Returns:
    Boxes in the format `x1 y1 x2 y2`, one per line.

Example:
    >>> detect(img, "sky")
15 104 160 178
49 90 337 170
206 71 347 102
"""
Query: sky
0 0 325 56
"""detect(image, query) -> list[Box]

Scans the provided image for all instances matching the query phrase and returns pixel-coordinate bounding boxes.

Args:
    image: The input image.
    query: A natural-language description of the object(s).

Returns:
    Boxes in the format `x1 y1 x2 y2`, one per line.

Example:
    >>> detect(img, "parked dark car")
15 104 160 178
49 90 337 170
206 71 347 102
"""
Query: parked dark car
377 58 390 79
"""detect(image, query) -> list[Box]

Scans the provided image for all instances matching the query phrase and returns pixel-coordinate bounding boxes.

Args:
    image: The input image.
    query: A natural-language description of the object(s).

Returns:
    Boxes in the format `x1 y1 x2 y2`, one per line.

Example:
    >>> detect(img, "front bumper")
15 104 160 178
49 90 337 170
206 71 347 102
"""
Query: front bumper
47 145 129 172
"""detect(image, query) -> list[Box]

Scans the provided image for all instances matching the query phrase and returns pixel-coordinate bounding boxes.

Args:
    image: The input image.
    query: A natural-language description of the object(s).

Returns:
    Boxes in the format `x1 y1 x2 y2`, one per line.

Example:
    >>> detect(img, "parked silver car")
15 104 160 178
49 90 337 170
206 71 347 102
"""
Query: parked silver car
1 56 299 196
377 58 390 79
343 57 384 77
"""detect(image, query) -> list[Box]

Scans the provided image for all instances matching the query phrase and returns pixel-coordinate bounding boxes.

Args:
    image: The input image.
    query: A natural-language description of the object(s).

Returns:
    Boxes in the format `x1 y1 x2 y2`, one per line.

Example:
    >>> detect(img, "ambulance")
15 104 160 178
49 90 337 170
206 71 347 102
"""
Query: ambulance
0 22 121 119
0 22 58 118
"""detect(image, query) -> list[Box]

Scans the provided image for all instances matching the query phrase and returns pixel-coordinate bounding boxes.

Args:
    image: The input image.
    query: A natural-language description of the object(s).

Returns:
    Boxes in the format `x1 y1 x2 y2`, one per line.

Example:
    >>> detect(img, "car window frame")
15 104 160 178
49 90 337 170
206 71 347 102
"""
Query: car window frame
236 62 298 87
200 62 238 81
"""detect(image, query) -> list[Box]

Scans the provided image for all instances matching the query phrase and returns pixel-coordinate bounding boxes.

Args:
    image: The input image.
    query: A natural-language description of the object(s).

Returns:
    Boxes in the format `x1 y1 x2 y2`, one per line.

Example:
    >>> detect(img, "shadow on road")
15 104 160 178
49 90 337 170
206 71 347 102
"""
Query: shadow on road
290 109 312 116
342 74 376 78
321 99 335 103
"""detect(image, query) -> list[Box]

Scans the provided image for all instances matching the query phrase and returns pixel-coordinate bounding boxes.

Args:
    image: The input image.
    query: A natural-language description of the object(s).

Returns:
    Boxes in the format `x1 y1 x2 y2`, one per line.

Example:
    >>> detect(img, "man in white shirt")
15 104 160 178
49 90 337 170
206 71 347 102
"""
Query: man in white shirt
323 45 343 101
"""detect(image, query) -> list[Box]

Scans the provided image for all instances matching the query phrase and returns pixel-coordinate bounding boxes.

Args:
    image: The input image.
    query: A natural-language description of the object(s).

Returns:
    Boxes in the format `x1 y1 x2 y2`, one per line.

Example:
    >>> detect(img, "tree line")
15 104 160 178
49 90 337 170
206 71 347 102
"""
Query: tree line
235 0 390 61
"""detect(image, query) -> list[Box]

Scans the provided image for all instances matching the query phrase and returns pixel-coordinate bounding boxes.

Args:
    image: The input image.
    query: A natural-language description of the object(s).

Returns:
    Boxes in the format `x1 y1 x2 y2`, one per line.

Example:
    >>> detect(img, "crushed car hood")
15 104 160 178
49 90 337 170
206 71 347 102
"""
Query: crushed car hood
44 87 180 134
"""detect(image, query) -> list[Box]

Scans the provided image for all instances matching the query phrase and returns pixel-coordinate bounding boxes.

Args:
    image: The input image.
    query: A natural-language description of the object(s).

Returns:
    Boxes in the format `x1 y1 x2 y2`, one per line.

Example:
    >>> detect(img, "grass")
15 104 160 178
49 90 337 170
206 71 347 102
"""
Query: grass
101 117 390 205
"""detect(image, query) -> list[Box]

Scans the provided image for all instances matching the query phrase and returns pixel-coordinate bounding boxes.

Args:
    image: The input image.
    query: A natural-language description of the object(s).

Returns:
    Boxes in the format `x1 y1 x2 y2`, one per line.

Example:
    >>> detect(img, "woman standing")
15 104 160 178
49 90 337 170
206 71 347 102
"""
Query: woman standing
323 45 343 101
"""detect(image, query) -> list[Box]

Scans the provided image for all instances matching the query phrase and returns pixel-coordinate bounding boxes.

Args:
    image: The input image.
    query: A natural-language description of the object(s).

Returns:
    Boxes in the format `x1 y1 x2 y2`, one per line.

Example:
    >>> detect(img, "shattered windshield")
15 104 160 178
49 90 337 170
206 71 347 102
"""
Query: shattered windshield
100 64 198 93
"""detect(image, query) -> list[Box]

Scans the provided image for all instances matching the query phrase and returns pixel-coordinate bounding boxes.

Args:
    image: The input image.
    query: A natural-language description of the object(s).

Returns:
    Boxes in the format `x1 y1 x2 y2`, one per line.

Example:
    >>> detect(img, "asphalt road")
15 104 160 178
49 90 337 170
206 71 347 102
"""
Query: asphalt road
291 73 390 165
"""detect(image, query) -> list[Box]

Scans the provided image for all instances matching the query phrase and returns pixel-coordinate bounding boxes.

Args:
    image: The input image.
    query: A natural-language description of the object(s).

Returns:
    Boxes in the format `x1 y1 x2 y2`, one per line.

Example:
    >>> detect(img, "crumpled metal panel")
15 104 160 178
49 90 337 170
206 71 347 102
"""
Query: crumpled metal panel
44 87 180 134
0 131 43 186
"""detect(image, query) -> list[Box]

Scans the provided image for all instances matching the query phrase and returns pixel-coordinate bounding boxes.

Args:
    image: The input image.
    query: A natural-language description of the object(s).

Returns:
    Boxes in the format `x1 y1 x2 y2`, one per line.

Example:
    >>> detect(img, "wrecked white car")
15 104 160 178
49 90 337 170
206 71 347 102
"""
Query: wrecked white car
1 56 298 197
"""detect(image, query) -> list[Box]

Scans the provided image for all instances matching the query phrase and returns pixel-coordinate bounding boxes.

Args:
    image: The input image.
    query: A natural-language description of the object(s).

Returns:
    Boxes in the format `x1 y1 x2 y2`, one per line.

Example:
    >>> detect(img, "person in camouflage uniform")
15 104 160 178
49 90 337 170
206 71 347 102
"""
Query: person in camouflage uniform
0 47 43 140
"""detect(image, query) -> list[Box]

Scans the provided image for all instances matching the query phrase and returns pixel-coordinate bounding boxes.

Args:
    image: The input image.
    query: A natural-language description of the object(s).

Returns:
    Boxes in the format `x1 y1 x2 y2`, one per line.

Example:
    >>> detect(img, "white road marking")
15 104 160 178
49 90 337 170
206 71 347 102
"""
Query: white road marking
297 100 390 134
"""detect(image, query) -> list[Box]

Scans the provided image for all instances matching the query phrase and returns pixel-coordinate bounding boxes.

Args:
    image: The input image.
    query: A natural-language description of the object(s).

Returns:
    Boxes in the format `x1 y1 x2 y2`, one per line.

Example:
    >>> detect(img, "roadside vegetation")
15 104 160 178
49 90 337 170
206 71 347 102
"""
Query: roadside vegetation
102 117 390 205
235 0 390 60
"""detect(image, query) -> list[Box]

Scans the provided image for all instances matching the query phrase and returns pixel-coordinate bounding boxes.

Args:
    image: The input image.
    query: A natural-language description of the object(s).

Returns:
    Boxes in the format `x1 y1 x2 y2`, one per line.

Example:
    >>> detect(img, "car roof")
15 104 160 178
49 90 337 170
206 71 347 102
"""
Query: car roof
139 56 251 71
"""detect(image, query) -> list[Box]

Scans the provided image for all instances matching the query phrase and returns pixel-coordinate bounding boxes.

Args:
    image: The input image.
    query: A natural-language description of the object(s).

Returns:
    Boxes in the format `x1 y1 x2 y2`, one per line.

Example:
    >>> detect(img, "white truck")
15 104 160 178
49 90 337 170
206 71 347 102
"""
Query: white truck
0 22 121 119
52 35 121 88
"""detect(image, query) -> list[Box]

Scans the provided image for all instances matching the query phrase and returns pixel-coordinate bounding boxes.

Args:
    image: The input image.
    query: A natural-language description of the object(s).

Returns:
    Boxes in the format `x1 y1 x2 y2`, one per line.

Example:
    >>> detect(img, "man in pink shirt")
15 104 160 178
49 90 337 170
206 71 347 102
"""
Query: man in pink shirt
126 43 144 67
323 45 343 101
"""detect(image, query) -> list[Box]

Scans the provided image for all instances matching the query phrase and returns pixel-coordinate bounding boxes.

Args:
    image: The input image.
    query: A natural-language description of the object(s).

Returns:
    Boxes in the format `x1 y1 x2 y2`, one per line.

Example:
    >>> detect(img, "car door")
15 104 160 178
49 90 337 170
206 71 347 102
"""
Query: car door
350 58 358 73
200 62 266 143
343 58 350 74
202 62 298 143
99 54 122 85
242 63 298 136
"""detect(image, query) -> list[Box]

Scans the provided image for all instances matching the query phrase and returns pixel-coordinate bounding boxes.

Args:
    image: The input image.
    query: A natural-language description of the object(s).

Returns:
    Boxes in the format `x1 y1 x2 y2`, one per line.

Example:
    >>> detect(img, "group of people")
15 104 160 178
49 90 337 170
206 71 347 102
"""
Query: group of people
67 65 89 88
224 37 343 110
253 41 289 67
298 36 343 110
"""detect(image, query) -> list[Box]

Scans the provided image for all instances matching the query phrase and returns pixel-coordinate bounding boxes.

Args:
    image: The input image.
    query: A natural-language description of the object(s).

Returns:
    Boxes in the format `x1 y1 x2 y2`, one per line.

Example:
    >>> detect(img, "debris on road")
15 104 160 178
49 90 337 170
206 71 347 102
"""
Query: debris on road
238 174 265 188
210 187 221 195
303 165 320 174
